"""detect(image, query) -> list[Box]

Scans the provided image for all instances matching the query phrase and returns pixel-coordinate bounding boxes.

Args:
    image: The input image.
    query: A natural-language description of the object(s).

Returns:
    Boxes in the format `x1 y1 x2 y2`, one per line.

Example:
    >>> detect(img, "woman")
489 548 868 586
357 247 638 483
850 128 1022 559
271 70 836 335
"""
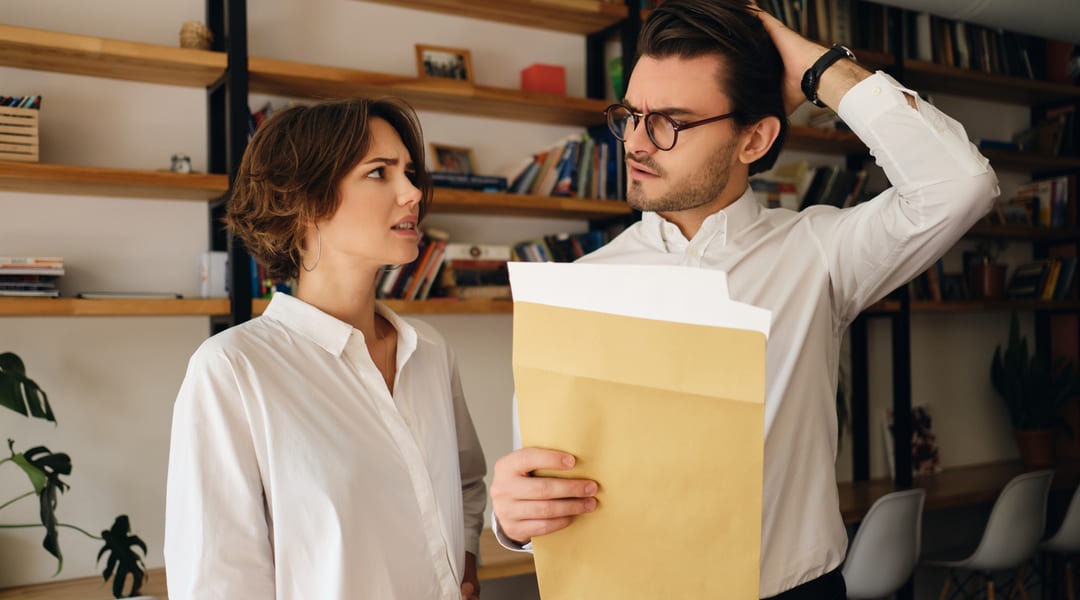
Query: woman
164 98 486 600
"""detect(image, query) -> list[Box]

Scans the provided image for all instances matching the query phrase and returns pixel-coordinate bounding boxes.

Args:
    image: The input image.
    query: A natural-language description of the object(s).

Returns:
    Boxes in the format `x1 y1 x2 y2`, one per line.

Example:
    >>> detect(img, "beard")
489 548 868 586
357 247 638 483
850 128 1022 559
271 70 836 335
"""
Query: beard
625 138 737 213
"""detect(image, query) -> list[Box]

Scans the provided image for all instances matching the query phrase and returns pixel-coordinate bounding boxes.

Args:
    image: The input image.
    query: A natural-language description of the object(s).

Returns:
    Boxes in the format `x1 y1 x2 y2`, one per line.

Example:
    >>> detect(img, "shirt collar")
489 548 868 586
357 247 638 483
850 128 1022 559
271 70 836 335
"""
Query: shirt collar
262 292 417 358
640 185 761 252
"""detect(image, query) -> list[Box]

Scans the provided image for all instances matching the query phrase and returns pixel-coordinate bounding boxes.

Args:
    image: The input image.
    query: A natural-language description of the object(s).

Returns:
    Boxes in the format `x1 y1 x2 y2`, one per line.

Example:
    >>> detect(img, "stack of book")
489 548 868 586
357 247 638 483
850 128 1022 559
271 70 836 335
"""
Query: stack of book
0 257 64 297
505 127 625 201
512 231 608 263
376 228 451 300
436 242 511 300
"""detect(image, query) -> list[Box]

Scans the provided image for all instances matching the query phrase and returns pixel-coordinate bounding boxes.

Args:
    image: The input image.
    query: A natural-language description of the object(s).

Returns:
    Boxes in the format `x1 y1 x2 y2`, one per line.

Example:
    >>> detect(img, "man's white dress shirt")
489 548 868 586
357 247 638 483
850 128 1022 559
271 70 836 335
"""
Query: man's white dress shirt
165 293 486 599
496 72 999 597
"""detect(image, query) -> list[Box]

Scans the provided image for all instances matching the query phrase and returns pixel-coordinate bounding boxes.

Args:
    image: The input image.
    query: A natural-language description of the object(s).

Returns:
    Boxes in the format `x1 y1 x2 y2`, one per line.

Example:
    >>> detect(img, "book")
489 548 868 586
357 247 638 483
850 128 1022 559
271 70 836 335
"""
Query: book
1006 261 1051 298
76 292 183 299
430 171 508 192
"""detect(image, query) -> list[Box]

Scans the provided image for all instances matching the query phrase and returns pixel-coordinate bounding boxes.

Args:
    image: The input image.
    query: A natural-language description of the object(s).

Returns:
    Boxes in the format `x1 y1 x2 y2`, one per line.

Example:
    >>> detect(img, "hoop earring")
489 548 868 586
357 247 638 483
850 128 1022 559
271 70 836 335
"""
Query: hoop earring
302 224 321 273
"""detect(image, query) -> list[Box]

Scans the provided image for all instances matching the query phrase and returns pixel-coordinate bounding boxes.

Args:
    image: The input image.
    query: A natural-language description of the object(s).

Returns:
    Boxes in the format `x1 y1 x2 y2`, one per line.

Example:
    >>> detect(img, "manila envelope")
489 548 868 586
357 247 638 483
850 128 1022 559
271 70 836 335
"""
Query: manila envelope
509 262 769 599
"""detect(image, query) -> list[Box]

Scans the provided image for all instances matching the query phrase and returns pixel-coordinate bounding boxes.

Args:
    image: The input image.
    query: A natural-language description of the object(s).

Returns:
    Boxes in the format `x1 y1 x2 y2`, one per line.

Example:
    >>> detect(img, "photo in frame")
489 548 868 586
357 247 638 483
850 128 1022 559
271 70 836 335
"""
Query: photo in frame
430 143 476 174
415 44 474 83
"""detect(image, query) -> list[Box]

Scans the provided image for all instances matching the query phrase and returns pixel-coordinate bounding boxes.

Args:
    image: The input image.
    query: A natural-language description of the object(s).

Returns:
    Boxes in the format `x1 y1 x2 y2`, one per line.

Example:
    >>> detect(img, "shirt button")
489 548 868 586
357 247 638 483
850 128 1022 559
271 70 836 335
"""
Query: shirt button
872 87 881 96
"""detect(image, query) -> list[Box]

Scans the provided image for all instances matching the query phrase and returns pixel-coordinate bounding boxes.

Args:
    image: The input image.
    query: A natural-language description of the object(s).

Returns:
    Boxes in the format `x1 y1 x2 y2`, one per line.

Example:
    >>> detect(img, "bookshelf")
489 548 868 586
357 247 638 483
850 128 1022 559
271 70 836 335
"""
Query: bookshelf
0 298 230 317
355 0 627 35
0 24 225 87
0 162 228 201
248 56 612 127
841 13 1080 513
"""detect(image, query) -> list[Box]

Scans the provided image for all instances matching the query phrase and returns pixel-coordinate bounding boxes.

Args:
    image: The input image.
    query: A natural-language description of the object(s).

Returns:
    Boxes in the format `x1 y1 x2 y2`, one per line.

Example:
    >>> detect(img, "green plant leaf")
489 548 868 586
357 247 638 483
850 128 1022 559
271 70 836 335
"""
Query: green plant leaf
97 515 147 598
0 352 56 423
22 445 72 570
991 313 1080 430
9 440 49 495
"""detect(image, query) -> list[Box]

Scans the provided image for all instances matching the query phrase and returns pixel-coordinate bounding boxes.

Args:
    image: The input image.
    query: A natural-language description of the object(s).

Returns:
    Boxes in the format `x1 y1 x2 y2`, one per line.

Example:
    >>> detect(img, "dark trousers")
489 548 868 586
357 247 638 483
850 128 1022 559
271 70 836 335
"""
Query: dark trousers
763 569 846 600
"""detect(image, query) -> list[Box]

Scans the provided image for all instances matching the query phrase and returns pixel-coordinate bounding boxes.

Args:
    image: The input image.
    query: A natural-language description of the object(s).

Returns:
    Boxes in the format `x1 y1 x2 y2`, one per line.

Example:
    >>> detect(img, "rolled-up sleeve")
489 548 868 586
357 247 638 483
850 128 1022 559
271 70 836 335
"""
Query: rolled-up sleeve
808 71 1000 321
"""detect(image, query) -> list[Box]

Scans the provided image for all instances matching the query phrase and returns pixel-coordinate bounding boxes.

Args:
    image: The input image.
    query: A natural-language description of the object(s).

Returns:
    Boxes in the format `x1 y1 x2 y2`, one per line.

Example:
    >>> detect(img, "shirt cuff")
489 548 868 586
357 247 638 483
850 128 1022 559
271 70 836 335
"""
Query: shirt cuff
836 71 913 126
491 511 534 553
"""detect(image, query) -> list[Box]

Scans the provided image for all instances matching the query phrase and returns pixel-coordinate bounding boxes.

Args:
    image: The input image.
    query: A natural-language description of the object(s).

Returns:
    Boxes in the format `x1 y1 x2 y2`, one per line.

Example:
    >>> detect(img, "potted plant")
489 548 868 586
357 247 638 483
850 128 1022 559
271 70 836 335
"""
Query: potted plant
969 239 1008 299
990 314 1080 467
0 352 148 598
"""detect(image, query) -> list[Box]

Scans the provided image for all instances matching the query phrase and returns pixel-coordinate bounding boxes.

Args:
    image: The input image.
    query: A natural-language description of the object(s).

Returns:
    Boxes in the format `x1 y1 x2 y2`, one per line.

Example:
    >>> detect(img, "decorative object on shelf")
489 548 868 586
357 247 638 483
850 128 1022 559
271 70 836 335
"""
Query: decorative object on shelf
430 143 476 174
966 239 1008 299
415 44 473 84
991 313 1080 468
521 63 566 96
0 104 40 163
0 352 148 598
169 153 192 174
883 405 942 478
178 21 213 50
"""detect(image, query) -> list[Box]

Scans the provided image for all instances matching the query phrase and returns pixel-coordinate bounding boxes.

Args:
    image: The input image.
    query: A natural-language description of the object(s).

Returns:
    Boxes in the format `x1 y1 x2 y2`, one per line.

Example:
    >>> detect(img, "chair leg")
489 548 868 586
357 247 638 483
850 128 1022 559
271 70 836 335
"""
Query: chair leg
1011 566 1030 600
940 573 952 600
1068 559 1076 600
987 575 996 600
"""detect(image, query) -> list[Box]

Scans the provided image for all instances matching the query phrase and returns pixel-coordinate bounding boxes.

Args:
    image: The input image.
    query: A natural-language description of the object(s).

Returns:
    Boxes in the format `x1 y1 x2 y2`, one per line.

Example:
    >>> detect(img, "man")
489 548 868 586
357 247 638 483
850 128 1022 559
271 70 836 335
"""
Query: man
490 0 998 598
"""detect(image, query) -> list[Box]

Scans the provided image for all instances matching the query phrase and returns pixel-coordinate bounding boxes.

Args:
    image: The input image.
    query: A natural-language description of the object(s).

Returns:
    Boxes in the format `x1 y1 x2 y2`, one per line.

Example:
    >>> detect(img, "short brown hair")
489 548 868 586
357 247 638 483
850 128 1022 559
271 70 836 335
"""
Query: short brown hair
639 0 787 174
225 97 433 280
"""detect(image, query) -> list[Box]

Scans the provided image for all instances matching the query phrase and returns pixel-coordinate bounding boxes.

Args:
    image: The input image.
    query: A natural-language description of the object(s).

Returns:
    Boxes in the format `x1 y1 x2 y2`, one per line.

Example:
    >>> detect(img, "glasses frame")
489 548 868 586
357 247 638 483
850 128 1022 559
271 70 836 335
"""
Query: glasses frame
604 103 738 151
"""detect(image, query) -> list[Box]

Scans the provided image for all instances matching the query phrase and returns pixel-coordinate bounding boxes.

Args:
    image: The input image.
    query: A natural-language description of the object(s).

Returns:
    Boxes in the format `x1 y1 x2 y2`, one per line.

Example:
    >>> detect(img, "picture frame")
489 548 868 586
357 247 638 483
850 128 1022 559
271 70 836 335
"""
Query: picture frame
415 44 474 84
430 143 476 174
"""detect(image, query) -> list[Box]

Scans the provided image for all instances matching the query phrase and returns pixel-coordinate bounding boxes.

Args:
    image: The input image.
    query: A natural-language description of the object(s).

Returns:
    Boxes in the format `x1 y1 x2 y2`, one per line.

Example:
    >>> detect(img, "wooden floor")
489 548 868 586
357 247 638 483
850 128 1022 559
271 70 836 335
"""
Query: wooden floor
1 460 1074 598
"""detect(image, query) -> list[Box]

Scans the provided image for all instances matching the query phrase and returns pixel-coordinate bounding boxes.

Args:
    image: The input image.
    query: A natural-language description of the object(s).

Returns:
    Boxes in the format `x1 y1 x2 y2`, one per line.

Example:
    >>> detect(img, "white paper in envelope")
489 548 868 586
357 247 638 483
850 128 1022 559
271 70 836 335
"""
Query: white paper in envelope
509 262 771 599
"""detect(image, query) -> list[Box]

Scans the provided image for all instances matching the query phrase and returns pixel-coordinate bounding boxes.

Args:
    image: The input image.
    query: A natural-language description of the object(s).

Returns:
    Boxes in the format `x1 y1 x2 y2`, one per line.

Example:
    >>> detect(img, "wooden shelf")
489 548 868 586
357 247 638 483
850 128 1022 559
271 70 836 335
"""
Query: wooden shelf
0 162 229 200
862 298 1080 314
981 148 1080 174
248 56 609 127
911 299 1080 313
903 59 1080 106
0 298 230 317
0 529 532 598
0 25 225 88
784 125 866 155
839 460 1080 524
359 0 627 35
432 187 630 219
966 223 1080 241
252 297 512 316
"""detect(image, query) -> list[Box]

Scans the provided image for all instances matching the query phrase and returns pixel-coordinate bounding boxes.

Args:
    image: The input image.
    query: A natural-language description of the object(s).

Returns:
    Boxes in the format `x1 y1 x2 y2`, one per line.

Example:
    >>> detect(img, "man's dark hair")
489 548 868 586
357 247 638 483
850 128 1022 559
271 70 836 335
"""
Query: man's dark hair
639 0 787 174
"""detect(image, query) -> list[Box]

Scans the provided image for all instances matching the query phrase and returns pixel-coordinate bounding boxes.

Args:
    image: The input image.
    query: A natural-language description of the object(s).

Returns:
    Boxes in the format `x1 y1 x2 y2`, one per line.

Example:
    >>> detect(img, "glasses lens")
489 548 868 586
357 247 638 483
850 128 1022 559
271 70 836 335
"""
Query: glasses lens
606 105 633 141
645 113 677 150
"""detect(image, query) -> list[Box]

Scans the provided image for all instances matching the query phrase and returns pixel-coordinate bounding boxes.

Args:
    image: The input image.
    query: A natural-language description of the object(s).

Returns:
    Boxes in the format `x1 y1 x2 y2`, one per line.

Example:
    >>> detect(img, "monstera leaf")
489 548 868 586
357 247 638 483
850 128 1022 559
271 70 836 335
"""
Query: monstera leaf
9 443 72 570
0 352 55 423
98 515 147 598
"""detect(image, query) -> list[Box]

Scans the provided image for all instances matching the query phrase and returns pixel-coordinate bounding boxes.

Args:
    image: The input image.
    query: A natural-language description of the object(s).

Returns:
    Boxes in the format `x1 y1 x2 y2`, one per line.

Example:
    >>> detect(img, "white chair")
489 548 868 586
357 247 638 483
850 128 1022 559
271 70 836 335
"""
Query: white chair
924 469 1054 600
843 488 927 599
1042 484 1080 599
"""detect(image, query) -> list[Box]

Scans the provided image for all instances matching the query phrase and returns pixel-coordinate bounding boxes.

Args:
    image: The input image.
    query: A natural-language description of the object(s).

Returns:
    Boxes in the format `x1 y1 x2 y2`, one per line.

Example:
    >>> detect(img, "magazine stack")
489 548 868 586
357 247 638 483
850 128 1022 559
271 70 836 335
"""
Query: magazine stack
0 257 64 297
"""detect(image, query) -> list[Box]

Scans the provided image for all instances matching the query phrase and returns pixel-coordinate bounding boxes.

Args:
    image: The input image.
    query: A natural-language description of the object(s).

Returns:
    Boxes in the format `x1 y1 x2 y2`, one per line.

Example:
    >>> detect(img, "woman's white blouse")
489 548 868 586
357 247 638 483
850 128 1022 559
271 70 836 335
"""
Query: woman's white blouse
165 293 486 599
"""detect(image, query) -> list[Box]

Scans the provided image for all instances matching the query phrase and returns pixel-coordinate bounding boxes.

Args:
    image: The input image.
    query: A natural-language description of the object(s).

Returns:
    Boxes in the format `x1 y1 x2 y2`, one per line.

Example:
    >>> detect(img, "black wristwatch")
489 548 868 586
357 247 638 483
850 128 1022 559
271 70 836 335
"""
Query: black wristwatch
801 44 857 108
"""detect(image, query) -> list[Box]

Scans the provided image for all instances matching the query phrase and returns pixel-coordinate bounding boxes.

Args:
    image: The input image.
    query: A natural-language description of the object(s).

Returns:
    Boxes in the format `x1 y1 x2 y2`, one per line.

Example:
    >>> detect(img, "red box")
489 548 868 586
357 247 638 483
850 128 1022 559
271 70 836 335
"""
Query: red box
521 64 566 96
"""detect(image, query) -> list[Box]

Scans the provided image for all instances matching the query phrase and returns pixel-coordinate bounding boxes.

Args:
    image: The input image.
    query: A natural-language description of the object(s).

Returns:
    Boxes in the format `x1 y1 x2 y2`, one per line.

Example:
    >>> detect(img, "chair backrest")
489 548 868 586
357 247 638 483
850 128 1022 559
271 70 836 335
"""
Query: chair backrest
1043 482 1080 554
964 469 1054 570
842 488 927 599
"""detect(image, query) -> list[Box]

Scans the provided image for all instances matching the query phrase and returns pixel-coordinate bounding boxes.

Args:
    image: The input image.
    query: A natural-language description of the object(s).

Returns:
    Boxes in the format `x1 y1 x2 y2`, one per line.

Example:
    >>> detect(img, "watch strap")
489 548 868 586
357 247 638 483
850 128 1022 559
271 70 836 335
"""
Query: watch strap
801 44 857 108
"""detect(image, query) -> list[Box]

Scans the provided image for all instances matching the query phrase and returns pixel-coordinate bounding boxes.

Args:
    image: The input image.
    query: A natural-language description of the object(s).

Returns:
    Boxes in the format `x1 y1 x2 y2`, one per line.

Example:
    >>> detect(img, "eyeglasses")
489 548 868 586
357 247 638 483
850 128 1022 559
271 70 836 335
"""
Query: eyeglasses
604 103 737 151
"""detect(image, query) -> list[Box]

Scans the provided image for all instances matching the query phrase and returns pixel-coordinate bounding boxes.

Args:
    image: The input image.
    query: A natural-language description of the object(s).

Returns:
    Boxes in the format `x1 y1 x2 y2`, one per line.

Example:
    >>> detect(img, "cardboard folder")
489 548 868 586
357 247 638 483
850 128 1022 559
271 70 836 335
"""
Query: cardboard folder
509 262 770 599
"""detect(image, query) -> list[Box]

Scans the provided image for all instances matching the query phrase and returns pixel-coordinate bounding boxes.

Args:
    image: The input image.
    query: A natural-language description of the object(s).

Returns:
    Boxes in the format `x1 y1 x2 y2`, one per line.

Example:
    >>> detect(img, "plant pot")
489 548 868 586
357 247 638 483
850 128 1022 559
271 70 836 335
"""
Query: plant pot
1015 429 1056 468
970 262 1007 299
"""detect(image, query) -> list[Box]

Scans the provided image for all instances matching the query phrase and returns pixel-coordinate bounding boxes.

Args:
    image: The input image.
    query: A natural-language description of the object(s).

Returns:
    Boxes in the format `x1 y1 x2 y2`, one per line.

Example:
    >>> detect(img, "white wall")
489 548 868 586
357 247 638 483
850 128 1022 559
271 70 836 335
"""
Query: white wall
0 0 1044 596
